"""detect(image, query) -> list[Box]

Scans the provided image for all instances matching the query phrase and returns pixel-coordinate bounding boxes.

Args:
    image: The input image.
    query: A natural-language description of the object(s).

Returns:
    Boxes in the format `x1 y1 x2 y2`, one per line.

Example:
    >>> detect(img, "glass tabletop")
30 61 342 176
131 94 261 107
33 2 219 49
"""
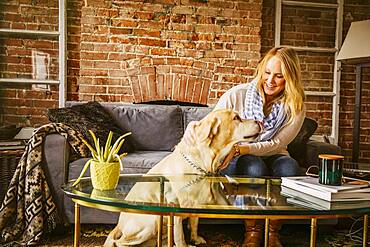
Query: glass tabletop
62 174 370 217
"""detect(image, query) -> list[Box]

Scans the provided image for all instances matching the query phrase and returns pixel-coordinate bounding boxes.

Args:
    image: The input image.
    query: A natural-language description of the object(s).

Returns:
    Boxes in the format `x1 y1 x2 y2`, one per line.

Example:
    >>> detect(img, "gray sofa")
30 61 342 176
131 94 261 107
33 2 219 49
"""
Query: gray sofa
43 102 341 224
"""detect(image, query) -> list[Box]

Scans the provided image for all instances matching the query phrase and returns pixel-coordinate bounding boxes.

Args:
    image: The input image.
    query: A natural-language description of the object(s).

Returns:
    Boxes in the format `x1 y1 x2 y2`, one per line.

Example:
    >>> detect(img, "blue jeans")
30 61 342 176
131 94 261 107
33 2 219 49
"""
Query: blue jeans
221 154 302 177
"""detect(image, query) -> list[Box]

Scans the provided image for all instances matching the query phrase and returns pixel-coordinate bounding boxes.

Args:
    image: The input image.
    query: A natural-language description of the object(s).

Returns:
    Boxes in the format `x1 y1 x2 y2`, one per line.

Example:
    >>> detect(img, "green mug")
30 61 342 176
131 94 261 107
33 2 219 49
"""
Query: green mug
318 154 344 186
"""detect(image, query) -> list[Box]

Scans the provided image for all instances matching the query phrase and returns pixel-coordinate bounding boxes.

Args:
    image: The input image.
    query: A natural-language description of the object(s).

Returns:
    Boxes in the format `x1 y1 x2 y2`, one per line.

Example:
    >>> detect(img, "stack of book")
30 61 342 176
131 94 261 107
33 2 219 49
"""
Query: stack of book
0 139 26 151
281 176 370 210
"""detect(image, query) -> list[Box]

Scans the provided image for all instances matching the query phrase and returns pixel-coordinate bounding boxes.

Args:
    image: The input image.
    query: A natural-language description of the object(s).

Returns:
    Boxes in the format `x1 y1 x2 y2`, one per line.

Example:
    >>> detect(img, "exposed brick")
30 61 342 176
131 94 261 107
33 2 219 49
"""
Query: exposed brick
94 61 121 69
134 28 161 38
109 27 133 35
196 7 220 17
192 80 202 103
195 24 222 33
173 74 181 101
170 23 194 32
138 38 166 47
198 33 214 41
107 86 132 95
204 50 229 58
150 47 176 56
81 52 108 60
200 79 211 104
172 6 194 15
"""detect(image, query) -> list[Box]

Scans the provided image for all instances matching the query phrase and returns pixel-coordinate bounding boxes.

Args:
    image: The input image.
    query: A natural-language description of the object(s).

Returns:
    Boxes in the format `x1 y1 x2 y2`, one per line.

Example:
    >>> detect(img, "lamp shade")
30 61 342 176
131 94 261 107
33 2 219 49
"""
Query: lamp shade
336 19 370 64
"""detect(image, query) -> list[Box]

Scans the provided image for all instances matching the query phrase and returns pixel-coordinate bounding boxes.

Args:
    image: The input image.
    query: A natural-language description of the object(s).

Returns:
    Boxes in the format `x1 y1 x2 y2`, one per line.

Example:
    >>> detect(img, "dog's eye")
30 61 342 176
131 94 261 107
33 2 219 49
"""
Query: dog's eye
233 115 242 121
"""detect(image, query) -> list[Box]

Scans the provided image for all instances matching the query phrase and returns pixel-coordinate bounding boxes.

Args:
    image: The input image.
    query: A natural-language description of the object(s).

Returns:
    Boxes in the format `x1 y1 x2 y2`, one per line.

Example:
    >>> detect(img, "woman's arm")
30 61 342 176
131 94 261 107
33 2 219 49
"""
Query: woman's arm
239 108 306 156
213 83 250 113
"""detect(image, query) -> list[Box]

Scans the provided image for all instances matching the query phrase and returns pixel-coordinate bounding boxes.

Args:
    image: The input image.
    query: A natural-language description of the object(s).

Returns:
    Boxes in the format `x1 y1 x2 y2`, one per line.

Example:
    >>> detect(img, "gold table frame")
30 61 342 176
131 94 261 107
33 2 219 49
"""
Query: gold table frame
64 176 370 247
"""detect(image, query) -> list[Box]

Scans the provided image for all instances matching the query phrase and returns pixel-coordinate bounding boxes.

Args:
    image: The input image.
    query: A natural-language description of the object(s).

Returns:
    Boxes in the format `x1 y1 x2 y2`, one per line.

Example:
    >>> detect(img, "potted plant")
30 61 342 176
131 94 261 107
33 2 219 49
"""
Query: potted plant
73 130 131 190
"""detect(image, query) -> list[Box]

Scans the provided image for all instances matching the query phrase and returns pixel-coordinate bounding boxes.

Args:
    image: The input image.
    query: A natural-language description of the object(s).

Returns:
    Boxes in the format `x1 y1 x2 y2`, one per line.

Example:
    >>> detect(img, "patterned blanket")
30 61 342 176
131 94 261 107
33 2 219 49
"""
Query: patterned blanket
0 123 89 246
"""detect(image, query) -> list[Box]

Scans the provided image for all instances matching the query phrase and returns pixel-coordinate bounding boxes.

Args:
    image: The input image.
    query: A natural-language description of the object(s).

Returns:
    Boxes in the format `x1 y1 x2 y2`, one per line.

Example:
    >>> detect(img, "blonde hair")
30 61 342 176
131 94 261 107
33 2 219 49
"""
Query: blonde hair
255 47 305 123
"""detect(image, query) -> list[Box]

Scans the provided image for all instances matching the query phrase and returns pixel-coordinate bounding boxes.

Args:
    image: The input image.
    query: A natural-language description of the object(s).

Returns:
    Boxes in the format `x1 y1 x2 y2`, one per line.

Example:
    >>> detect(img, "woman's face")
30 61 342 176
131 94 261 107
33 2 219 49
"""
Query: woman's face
263 56 286 101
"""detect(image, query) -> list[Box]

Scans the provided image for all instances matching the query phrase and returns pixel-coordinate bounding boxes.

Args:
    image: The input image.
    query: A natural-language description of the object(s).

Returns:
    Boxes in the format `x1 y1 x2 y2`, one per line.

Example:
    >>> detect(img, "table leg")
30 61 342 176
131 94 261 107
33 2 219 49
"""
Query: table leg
363 214 368 247
167 215 174 247
264 218 269 247
310 218 317 247
157 215 163 246
74 203 80 247
158 177 164 246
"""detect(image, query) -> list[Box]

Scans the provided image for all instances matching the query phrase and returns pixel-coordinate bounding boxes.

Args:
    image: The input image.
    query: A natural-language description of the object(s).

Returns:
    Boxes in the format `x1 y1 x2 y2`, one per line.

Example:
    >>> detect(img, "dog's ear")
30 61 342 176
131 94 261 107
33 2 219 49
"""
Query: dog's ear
196 116 221 142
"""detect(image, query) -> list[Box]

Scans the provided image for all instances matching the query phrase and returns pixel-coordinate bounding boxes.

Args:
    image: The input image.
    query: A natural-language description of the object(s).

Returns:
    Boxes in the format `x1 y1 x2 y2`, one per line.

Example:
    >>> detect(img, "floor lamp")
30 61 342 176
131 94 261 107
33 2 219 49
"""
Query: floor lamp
336 20 370 162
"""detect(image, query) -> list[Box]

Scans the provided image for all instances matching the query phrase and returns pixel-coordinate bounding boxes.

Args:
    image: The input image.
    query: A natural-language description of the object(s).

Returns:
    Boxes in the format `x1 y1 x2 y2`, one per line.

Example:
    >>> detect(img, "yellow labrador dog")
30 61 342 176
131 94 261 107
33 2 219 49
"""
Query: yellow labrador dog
104 109 260 247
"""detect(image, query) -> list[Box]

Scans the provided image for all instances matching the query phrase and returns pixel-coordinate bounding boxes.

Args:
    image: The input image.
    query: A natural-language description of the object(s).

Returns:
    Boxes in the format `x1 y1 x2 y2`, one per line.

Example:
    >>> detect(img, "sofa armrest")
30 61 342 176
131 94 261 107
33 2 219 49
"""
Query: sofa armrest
305 140 342 168
43 134 71 220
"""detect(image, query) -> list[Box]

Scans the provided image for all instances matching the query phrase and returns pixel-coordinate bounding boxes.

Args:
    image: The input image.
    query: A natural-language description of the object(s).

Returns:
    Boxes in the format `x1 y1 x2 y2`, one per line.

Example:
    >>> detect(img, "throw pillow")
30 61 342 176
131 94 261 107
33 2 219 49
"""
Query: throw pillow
288 117 318 162
47 101 135 154
182 107 213 129
111 105 183 151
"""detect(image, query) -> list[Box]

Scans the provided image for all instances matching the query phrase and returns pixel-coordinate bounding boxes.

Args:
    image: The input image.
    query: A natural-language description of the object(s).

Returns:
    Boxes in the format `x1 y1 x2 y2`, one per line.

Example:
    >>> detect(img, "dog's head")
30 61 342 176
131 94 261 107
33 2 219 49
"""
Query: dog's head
193 109 260 172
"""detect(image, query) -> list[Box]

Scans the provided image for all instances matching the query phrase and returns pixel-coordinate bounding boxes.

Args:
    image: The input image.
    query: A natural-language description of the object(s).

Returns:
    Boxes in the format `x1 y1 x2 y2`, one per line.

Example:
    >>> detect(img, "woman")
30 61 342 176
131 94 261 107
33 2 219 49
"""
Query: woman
185 47 306 247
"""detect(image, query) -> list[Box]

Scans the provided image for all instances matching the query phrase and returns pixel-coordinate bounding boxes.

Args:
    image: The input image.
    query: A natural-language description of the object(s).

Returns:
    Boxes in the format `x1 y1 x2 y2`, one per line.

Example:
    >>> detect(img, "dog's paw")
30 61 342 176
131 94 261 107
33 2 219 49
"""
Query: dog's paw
191 236 206 245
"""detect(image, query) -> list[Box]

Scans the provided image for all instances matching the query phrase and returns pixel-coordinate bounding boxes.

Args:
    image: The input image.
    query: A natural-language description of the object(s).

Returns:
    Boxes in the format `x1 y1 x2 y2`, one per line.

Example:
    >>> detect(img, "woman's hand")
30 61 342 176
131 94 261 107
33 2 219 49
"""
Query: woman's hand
183 121 200 146
219 144 241 171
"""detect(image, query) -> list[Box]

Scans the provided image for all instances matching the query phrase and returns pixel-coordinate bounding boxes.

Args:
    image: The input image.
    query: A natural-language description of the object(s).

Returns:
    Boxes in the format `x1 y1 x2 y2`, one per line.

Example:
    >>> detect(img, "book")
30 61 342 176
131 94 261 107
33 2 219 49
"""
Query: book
281 176 369 193
282 186 370 210
286 196 370 210
0 145 26 151
0 139 26 151
0 140 25 146
281 176 370 201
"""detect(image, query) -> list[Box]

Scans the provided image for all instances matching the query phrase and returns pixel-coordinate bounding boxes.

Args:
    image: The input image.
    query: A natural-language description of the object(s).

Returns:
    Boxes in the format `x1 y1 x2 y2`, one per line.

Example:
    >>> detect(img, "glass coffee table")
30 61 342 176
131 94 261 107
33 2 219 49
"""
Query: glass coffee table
62 174 370 247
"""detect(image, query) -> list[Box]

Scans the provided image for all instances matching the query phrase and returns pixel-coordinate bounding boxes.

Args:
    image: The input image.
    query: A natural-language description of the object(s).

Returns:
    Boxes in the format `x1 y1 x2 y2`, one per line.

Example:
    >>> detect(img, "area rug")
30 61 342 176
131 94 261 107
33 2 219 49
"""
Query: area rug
39 218 366 247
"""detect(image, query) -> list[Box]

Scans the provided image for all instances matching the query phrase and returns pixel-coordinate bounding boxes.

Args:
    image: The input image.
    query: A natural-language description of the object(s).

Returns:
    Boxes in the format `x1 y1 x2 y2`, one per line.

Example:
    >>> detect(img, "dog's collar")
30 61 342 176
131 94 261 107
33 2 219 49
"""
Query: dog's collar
179 150 212 190
179 150 214 176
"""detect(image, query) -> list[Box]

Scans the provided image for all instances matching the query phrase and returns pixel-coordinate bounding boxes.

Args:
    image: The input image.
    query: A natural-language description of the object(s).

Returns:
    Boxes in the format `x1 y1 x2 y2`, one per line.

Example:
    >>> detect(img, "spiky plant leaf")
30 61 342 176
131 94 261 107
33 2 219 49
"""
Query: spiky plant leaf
72 159 92 186
73 130 132 186
103 132 113 160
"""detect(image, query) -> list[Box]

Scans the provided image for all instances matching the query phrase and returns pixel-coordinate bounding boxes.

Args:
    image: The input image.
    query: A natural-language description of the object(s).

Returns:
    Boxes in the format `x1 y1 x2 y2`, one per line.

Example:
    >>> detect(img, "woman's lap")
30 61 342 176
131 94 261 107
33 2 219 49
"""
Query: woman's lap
221 154 302 177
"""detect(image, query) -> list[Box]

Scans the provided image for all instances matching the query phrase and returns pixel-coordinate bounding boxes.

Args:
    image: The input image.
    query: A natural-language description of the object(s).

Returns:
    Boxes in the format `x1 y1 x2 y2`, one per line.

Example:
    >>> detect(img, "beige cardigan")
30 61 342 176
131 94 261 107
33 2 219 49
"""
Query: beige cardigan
214 83 306 156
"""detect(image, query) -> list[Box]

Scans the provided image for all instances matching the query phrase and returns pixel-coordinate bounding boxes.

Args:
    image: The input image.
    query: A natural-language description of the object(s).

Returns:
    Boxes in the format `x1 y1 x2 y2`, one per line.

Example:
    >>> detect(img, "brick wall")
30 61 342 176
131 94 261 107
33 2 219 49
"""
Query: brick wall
1 0 370 162
67 0 83 102
78 0 262 104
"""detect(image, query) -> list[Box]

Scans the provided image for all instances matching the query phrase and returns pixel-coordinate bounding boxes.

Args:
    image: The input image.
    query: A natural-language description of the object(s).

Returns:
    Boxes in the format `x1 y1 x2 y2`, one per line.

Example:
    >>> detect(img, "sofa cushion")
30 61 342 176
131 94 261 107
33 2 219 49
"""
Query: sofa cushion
111 105 183 151
119 151 171 174
68 151 171 179
47 101 135 153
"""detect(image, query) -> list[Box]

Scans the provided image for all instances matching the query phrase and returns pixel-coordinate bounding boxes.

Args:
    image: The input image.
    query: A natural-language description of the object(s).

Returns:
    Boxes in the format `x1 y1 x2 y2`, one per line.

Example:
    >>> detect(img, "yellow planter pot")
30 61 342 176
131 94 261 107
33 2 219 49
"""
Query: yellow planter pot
90 160 120 191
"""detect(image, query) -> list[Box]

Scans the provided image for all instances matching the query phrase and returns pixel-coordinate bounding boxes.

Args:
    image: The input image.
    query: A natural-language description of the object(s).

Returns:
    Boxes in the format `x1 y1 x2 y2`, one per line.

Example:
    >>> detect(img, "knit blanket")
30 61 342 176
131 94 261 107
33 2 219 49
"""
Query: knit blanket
0 123 88 246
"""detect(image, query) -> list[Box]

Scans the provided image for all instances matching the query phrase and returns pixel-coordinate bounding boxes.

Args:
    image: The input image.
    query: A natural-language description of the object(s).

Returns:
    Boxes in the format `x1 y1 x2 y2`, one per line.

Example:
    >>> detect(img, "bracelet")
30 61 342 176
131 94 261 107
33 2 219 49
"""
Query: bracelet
233 144 241 157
